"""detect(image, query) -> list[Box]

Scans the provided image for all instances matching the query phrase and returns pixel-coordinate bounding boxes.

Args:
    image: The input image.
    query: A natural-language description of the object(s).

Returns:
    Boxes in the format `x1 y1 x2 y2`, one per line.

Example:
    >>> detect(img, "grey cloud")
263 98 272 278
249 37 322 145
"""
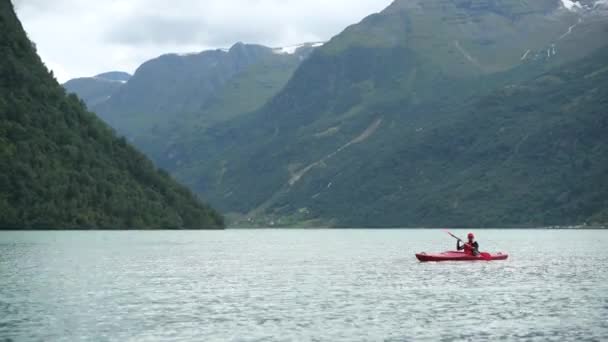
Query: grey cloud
105 16 210 45
14 0 60 11
14 0 88 13
102 0 390 48
14 0 392 81
202 27 282 48
105 15 281 48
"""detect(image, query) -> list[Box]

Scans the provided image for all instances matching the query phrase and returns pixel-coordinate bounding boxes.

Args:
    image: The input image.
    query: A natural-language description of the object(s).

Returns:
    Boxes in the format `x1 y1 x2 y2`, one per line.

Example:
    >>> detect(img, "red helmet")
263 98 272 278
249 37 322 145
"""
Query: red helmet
467 233 475 240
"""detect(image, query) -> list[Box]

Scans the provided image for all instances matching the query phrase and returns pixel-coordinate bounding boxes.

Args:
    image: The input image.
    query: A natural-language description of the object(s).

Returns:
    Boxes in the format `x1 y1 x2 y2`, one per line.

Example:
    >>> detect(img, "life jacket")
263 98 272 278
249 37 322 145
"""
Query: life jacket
463 241 475 255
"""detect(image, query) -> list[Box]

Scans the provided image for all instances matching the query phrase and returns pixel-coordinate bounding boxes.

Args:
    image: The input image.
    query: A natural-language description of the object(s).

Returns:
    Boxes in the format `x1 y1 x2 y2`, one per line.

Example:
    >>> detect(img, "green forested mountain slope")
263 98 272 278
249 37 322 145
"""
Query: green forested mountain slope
296 47 608 227
168 0 608 227
0 1 223 229
92 43 301 132
66 43 316 165
123 47 308 162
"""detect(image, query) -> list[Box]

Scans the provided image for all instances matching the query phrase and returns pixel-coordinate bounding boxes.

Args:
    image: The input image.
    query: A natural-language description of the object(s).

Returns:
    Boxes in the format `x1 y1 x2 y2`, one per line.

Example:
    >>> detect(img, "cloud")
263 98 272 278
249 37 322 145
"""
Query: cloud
103 0 389 47
14 0 392 82
106 15 211 45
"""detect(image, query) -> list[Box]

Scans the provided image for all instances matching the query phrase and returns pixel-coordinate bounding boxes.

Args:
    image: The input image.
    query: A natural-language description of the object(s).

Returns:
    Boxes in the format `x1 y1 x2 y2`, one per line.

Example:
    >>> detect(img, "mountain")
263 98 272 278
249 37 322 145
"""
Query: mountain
63 71 131 108
165 0 608 227
0 1 223 229
65 42 320 162
90 42 318 132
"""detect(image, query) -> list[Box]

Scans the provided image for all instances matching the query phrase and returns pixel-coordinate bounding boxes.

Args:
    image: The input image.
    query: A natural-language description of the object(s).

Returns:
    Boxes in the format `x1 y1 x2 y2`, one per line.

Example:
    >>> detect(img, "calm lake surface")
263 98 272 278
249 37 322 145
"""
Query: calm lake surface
1 229 607 341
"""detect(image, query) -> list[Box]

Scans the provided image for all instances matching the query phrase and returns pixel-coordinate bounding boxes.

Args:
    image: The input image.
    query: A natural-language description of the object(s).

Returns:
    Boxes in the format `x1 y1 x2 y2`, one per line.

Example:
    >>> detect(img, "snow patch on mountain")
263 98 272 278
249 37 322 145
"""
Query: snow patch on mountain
176 52 200 57
92 76 127 84
561 0 608 11
172 42 324 57
274 45 301 54
561 0 583 11
273 42 325 55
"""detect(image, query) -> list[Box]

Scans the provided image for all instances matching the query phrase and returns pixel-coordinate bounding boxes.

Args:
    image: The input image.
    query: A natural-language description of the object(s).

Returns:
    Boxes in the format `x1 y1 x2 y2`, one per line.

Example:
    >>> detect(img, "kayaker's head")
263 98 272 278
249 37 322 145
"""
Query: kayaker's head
467 232 475 242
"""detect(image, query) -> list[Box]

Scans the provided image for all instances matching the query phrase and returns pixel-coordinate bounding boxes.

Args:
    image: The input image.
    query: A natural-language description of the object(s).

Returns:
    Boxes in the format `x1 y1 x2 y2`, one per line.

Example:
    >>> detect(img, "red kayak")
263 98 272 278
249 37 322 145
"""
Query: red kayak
415 251 508 262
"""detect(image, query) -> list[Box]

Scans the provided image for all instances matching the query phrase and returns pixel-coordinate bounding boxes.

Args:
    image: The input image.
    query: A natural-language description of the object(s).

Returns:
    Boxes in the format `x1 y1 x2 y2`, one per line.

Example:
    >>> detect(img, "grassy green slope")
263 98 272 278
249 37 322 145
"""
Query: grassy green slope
296 47 608 227
132 53 303 167
0 1 224 229
211 45 608 228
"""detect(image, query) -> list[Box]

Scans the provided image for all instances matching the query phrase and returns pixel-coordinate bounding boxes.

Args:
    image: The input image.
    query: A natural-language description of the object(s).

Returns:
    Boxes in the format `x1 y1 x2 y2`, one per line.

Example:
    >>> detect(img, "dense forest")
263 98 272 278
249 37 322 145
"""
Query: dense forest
0 1 224 229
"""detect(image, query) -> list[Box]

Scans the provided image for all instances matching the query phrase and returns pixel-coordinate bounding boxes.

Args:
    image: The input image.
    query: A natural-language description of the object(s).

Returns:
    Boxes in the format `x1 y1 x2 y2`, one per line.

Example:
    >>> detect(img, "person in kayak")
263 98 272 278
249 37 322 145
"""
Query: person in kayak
457 232 479 256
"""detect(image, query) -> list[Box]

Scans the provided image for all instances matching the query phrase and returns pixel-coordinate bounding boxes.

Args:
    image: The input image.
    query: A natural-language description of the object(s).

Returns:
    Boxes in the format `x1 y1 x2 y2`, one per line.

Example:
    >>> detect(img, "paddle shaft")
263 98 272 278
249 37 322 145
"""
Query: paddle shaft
445 231 465 243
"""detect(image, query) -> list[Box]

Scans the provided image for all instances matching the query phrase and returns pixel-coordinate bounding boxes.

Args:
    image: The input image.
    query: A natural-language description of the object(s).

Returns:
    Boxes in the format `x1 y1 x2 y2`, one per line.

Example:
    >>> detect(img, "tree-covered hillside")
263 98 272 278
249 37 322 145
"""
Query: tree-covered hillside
0 1 224 229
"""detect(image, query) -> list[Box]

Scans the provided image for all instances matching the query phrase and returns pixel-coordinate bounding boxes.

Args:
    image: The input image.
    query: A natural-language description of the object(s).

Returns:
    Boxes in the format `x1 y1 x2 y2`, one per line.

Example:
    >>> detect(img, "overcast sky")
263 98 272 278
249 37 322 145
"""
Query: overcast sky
14 0 392 82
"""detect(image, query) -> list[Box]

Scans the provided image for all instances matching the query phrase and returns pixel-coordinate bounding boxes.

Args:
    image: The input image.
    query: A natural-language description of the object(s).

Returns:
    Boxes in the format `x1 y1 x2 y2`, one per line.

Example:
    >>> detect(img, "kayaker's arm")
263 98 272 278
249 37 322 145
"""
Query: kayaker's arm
457 240 464 250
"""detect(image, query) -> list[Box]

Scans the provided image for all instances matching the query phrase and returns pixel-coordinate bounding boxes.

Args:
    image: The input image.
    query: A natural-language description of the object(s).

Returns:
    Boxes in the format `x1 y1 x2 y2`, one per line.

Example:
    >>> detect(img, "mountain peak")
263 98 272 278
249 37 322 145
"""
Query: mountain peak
94 71 131 83
229 41 246 50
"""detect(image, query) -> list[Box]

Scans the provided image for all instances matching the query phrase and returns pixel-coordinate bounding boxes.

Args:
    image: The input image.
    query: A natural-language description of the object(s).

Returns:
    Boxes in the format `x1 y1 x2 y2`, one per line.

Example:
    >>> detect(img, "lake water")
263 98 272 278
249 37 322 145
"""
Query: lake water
1 229 607 341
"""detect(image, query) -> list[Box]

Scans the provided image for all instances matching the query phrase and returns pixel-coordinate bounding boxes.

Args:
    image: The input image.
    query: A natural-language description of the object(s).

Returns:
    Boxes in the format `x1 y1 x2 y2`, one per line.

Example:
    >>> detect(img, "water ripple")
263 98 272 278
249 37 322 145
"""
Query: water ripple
0 229 607 341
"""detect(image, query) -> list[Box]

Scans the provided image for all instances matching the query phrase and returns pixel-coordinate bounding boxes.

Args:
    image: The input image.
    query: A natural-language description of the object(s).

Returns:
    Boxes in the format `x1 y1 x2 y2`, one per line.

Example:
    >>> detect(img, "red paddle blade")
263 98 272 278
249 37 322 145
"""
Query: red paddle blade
479 252 492 260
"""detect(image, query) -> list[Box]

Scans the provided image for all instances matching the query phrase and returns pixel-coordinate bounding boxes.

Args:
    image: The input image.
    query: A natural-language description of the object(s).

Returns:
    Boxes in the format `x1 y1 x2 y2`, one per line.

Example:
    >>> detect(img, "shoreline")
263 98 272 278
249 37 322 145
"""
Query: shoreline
1 226 605 231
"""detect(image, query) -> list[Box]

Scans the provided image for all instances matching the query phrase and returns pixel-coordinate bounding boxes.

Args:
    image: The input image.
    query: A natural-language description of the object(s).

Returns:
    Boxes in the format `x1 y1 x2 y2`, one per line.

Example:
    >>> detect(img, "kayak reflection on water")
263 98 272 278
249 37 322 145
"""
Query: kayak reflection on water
457 232 479 256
